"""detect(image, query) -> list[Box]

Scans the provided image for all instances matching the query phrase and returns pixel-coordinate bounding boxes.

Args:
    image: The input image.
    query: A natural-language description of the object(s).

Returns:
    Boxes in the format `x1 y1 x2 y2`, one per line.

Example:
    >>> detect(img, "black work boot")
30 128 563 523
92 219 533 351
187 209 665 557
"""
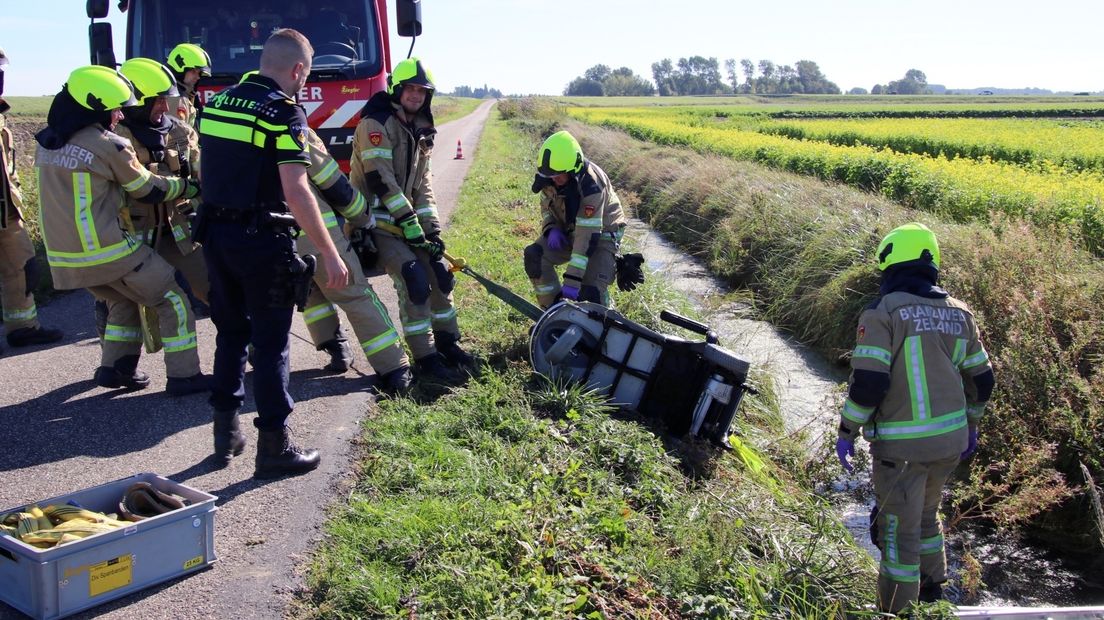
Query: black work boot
918 577 944 603
377 365 415 396
94 354 151 390
414 352 468 384
166 372 213 397
213 408 246 466
7 326 64 347
433 330 475 368
320 338 353 373
254 427 321 479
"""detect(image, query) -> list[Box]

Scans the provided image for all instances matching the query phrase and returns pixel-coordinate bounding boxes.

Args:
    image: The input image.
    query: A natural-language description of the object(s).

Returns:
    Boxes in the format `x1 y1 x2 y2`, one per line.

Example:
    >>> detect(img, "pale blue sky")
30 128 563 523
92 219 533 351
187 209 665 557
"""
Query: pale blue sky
1 0 1099 96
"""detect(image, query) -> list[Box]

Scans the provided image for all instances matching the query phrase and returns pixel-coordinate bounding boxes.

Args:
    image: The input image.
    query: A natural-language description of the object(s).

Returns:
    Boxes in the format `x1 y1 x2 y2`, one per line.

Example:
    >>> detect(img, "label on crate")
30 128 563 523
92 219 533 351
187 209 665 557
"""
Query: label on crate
183 555 205 570
89 555 132 597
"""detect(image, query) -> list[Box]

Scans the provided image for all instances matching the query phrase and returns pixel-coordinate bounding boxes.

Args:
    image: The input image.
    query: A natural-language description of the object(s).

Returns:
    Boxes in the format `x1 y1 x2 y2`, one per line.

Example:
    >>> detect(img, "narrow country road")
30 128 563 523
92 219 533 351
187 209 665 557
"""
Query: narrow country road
0 100 495 620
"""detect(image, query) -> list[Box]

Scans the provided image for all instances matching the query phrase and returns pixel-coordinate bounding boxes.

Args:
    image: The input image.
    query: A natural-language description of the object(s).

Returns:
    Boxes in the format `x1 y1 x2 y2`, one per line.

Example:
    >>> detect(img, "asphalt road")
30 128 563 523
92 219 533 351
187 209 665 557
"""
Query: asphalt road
0 99 495 620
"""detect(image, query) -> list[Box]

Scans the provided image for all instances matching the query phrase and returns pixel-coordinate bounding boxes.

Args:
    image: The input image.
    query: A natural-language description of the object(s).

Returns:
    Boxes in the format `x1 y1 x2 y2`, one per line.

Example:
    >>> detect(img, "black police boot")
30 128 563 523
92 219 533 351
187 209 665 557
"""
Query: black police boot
6 326 64 347
918 577 944 603
94 354 151 390
320 338 353 373
414 352 468 384
433 330 475 368
377 365 415 396
166 372 213 397
213 408 246 466
254 427 321 479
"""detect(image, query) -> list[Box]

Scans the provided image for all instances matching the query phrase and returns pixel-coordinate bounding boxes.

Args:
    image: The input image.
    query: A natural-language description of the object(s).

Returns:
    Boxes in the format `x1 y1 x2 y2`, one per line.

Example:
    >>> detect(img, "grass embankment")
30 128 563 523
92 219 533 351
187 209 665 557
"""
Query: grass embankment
299 112 880 618
431 95 484 125
537 100 1104 554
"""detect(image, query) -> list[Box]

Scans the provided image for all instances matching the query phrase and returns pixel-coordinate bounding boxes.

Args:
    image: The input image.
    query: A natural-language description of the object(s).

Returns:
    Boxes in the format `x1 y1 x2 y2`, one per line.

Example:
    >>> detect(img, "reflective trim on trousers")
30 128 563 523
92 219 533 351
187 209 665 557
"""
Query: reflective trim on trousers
402 319 431 336
880 559 921 583
919 533 944 556
104 324 142 343
431 307 457 324
303 302 337 325
3 304 37 322
362 328 401 357
163 331 198 352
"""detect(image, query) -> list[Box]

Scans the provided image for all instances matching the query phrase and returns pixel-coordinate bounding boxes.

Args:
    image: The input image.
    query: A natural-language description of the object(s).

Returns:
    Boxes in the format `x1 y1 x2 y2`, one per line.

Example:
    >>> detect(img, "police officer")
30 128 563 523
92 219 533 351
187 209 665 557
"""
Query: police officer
166 43 211 127
197 29 348 477
298 123 415 394
115 58 209 304
0 46 64 352
350 57 472 382
525 130 627 309
836 223 995 614
34 65 208 395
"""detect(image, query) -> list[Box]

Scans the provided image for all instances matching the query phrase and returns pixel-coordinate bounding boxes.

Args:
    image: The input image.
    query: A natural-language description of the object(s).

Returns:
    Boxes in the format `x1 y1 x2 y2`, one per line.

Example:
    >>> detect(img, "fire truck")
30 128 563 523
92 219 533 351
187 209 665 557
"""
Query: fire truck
85 0 422 169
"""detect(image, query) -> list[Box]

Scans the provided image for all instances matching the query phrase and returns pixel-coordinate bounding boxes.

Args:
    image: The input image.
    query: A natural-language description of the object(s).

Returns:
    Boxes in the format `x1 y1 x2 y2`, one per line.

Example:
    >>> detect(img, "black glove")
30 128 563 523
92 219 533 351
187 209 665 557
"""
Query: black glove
531 173 553 194
419 231 445 259
349 227 379 271
615 253 645 291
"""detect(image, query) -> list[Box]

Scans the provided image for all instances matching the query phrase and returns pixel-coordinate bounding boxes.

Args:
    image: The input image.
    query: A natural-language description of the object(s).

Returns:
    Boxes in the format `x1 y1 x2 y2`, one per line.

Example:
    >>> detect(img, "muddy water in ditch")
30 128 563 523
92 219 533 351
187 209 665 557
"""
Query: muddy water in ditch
626 220 1104 608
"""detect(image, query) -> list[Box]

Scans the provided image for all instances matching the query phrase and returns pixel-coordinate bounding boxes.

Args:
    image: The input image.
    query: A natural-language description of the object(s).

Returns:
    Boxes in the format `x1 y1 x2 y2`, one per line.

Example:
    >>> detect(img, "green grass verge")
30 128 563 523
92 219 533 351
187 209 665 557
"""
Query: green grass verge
548 112 1103 553
432 96 484 125
299 112 882 618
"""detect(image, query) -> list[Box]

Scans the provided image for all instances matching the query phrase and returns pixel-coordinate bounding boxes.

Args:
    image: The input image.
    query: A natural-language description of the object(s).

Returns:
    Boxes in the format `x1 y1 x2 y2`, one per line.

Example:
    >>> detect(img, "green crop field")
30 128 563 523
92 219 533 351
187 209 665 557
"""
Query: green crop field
569 104 1104 254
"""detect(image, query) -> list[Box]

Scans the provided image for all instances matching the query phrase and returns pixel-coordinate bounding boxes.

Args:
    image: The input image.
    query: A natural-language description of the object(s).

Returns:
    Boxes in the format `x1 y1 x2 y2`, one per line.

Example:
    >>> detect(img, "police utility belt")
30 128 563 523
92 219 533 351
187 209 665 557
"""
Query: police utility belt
202 204 298 233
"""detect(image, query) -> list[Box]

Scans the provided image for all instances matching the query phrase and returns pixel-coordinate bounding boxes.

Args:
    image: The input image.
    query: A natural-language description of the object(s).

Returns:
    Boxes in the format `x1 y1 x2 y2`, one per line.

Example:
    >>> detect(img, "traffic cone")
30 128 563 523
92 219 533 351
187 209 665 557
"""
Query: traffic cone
454 139 464 160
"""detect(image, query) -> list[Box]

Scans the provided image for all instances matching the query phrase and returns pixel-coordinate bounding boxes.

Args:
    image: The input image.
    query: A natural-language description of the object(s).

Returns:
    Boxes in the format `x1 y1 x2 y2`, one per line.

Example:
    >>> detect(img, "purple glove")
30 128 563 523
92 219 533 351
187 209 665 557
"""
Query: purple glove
546 228 569 251
961 427 979 460
836 438 855 473
560 284 580 301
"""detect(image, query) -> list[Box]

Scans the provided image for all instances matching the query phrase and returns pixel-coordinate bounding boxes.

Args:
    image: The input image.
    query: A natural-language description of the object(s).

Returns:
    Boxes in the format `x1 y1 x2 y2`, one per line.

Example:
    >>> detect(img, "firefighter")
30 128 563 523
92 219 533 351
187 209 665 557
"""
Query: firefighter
836 223 995 614
0 47 64 352
196 29 348 477
524 131 627 309
299 122 415 394
165 43 211 127
350 57 472 382
115 58 209 305
33 65 209 395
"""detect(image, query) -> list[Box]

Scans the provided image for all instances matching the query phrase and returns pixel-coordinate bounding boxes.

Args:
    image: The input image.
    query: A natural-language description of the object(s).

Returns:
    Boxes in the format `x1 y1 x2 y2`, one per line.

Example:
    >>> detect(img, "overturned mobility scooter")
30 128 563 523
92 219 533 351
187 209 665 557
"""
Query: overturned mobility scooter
443 253 755 448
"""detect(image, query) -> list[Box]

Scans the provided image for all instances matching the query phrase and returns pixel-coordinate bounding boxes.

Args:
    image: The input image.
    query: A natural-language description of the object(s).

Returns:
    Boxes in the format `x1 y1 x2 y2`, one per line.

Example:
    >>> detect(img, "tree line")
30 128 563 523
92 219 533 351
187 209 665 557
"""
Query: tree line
563 57 842 97
449 84 504 99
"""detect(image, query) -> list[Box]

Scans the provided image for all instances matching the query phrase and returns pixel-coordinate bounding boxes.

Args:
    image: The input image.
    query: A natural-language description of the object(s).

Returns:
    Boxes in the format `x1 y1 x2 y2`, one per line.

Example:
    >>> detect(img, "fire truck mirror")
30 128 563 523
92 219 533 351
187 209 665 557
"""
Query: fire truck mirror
396 0 423 37
89 22 117 68
87 0 109 19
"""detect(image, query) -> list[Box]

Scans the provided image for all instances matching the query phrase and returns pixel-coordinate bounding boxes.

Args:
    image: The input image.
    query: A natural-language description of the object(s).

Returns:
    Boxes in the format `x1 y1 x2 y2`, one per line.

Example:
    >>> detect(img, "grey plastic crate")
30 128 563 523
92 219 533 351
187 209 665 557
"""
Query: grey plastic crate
0 473 217 620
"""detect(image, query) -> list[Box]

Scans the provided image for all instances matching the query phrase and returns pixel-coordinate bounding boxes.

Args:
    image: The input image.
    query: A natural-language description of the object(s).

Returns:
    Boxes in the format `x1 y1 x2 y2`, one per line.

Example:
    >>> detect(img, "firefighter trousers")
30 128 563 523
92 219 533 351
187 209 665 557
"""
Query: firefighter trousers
373 231 459 361
0 215 38 332
872 454 959 614
86 253 201 378
300 239 407 375
525 233 618 308
154 236 209 305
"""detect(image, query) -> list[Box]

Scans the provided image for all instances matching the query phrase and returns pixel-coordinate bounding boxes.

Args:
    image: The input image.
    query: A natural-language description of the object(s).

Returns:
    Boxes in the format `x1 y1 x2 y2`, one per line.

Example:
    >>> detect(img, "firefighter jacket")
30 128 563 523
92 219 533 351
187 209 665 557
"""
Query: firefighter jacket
839 290 993 463
537 161 626 285
305 127 372 232
0 111 24 226
175 83 201 128
34 125 194 290
114 117 201 256
350 91 439 237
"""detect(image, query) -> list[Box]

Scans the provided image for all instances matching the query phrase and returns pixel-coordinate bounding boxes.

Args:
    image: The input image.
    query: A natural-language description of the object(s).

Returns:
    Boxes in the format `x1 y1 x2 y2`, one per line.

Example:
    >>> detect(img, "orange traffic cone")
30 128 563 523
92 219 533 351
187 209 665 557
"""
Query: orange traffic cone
454 139 464 159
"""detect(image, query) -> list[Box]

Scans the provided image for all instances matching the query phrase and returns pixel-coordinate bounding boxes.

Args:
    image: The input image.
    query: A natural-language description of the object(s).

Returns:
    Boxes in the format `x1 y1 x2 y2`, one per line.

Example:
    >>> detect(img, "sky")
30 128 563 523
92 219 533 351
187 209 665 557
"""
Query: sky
1 0 1100 97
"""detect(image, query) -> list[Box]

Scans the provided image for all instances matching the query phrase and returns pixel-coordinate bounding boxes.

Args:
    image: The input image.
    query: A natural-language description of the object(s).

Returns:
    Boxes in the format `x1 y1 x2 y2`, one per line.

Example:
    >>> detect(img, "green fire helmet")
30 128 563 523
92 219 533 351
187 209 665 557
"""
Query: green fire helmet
387 57 435 95
119 58 179 104
166 43 212 77
66 65 138 111
537 131 584 177
876 222 941 271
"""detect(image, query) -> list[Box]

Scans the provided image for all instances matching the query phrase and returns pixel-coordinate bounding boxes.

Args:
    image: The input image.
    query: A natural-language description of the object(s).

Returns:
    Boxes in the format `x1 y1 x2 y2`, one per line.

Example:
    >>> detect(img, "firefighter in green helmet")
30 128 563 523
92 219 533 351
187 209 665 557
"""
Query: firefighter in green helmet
524 130 627 308
349 56 471 383
166 43 212 127
836 223 995 614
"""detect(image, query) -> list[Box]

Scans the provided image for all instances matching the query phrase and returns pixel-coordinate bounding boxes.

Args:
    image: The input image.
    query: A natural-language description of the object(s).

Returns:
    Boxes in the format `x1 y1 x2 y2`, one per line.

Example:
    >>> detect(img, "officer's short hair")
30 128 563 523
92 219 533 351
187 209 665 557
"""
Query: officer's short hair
261 29 314 71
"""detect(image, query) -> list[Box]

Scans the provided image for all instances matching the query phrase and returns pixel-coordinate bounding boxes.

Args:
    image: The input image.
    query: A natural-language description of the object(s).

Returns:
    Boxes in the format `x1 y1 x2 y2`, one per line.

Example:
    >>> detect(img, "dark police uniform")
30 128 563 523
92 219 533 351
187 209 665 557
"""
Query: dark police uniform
197 73 310 431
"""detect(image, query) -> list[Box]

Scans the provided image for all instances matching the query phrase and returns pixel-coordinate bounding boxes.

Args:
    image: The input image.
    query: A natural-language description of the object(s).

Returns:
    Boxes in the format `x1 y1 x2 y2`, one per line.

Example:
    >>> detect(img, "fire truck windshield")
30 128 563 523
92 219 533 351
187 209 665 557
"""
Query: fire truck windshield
128 0 382 79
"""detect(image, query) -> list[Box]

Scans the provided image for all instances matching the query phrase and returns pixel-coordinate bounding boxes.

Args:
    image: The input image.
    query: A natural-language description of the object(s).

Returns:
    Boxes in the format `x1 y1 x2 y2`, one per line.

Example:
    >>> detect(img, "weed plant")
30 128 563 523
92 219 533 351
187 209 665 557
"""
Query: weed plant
300 113 884 618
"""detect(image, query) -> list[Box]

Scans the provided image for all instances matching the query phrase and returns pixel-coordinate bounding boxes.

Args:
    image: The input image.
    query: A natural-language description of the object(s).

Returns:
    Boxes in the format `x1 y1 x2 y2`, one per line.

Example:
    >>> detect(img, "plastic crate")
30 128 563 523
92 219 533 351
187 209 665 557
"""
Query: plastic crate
0 473 217 620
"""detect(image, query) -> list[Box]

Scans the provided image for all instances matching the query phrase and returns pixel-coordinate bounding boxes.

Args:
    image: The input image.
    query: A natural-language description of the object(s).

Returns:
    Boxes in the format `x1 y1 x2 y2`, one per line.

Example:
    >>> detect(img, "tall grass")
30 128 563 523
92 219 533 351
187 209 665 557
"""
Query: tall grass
299 112 882 618
557 117 1104 552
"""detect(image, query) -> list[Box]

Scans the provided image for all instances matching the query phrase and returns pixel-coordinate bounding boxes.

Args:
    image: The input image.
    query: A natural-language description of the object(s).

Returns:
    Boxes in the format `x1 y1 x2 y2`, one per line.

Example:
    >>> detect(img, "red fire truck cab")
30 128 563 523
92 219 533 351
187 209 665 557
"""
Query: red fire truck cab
87 0 422 169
